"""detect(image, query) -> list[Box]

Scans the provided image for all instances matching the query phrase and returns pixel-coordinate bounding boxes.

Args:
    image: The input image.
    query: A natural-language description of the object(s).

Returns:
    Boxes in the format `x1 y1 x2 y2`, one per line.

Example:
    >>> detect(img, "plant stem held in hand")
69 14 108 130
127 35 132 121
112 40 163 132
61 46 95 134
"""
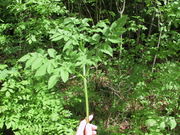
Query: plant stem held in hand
83 64 90 123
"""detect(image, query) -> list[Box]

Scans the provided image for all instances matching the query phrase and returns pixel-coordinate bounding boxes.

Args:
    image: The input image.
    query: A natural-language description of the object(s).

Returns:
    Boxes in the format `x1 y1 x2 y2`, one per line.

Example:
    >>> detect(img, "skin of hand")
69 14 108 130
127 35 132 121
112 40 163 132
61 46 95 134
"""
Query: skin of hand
76 115 97 135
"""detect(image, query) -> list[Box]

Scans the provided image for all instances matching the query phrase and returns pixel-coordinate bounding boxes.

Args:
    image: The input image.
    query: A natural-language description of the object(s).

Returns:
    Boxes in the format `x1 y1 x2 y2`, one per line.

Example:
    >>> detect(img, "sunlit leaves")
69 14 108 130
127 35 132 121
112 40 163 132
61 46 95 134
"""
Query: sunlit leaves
50 113 59 121
0 64 77 134
145 119 157 127
76 52 96 67
0 69 9 80
159 121 166 129
168 117 177 130
27 35 37 44
145 116 177 132
0 119 3 129
17 15 129 89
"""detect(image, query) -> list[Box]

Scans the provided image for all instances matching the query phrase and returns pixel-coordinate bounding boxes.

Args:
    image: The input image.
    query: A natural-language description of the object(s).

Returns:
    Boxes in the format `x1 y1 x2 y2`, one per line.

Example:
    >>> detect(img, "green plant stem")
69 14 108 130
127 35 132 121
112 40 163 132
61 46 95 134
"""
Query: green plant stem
83 64 89 123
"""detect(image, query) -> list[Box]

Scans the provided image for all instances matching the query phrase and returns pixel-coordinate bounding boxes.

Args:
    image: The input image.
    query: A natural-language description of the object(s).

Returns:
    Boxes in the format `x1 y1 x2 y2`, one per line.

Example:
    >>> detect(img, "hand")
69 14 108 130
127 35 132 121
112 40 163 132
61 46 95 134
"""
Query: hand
76 115 97 135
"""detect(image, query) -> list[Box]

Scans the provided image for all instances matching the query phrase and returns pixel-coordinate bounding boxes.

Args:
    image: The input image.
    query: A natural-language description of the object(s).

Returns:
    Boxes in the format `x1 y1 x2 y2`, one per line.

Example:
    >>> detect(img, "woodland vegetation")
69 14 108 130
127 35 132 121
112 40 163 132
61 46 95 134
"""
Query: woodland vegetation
0 0 179 134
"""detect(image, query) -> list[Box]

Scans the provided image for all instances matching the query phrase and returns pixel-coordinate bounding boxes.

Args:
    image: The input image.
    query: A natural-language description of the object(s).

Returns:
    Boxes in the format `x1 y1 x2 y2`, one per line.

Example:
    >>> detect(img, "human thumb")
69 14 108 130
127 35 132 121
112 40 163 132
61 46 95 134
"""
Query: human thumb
87 114 93 122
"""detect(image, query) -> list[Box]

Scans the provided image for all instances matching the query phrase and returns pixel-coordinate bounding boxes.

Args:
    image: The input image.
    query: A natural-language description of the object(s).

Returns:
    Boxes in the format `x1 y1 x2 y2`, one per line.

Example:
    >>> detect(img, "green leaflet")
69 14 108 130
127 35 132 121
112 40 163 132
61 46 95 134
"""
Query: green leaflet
108 36 122 44
25 56 37 68
48 75 59 89
109 16 127 37
35 63 48 77
27 35 36 44
48 49 57 58
0 64 7 70
112 27 126 35
168 117 177 130
0 118 3 129
110 15 128 31
63 40 72 51
0 69 8 80
5 91 10 97
18 54 30 62
60 68 69 83
159 122 166 129
31 58 43 70
51 34 64 41
47 61 54 74
145 119 157 127
50 113 59 121
100 43 113 57
92 34 100 42
96 20 108 28
76 54 95 67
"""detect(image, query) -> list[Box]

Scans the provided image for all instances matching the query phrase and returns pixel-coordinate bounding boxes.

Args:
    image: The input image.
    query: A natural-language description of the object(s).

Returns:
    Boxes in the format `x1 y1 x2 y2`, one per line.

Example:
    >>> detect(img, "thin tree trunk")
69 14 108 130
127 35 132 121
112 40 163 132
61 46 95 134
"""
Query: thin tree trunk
116 0 126 89
148 12 155 37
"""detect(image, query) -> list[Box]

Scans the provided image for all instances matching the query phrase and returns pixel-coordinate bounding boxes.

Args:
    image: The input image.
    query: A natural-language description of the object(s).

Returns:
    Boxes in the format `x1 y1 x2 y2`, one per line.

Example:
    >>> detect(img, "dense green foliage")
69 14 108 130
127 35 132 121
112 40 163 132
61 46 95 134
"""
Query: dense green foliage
0 0 179 134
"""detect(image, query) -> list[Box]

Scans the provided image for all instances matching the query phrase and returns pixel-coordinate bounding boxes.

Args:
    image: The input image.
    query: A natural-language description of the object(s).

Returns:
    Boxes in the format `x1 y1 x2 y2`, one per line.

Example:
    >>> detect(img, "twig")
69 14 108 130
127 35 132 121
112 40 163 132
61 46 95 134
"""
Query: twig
116 0 126 17
152 13 162 73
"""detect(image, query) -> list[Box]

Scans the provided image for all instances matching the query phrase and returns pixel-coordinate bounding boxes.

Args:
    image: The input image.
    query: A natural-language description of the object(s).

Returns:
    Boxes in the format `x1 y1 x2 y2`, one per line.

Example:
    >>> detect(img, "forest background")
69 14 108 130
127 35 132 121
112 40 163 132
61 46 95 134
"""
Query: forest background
0 0 179 134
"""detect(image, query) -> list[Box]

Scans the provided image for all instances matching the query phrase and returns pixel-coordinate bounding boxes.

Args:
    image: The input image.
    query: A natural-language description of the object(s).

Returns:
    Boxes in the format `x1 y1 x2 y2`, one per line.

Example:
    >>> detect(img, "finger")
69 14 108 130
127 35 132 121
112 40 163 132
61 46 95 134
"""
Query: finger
92 131 97 135
85 123 92 135
91 124 97 130
76 119 86 135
